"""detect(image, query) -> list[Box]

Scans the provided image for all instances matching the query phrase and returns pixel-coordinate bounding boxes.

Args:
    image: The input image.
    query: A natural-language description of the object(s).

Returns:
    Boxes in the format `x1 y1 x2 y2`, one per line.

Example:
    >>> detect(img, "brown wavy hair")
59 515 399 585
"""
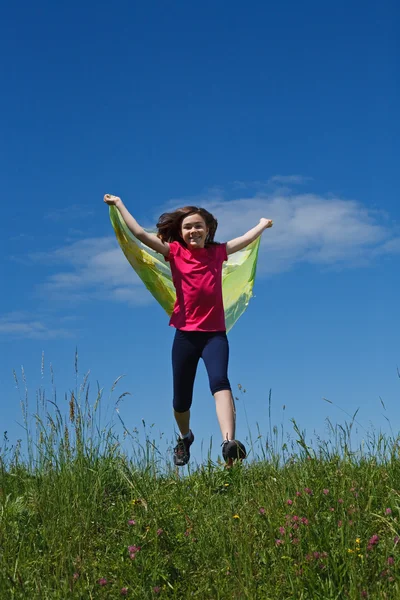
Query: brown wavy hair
156 206 219 246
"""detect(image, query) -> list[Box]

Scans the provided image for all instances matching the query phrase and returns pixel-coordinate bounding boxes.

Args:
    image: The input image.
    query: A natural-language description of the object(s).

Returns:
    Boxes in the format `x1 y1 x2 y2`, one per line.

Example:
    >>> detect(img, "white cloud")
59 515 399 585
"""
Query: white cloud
0 312 74 340
190 193 399 275
25 189 400 309
268 175 312 185
232 175 312 191
372 237 400 256
31 237 152 306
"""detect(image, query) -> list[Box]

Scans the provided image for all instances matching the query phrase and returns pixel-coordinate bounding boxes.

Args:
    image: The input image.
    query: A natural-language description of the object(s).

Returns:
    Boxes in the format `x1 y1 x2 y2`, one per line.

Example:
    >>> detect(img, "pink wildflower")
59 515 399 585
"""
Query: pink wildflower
338 520 343 528
128 519 136 526
361 591 368 598
304 487 313 495
259 507 266 515
387 556 395 566
275 538 284 546
367 535 379 552
128 544 141 560
369 534 379 546
292 515 299 522
329 507 335 512
98 578 107 586
338 498 344 504
279 526 285 536
323 489 329 495
292 537 300 544
301 517 309 526
287 499 293 505
121 588 128 596
295 491 302 497
153 586 161 593
157 528 163 536
385 508 392 515
313 551 320 559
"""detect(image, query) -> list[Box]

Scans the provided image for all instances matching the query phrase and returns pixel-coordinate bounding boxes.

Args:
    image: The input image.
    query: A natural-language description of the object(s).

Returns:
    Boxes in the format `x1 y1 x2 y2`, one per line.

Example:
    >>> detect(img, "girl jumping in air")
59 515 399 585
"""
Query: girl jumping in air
103 194 273 466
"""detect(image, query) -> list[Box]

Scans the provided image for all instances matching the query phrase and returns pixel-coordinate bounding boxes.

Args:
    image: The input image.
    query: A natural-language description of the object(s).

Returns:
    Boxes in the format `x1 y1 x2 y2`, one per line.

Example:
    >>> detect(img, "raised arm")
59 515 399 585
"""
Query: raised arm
104 195 170 257
226 218 273 255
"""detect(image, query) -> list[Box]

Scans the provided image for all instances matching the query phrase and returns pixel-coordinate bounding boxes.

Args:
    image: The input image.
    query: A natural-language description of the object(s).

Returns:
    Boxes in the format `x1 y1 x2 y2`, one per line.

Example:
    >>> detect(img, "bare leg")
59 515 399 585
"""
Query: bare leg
174 409 191 437
214 390 236 441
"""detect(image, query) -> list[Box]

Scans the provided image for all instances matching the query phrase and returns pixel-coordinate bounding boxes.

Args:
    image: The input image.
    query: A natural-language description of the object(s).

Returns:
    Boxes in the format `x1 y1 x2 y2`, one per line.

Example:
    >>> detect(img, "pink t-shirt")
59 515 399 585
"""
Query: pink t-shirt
165 241 228 331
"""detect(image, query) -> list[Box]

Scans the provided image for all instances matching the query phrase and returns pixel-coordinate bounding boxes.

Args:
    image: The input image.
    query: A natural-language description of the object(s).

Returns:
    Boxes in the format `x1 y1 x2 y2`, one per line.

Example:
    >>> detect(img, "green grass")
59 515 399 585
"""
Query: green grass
1 356 400 599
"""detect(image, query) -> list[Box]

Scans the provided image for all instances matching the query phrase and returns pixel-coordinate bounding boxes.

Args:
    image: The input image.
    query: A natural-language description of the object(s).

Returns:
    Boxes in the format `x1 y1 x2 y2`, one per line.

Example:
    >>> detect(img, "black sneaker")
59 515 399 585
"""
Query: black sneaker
222 440 247 465
173 431 194 466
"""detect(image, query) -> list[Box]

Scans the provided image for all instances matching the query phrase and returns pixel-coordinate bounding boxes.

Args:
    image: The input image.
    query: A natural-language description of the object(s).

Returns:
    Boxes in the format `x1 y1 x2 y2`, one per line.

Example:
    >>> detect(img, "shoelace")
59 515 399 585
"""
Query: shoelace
174 439 187 455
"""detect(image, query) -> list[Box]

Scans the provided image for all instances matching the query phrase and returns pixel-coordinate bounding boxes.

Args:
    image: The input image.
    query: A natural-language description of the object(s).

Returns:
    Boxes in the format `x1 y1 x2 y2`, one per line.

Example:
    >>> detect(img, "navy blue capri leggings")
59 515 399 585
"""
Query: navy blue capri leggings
172 329 231 413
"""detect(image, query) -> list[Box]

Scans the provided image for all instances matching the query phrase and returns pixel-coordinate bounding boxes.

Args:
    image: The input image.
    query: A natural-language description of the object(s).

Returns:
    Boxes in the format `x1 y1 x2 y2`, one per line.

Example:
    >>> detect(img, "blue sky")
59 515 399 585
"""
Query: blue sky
1 0 399 465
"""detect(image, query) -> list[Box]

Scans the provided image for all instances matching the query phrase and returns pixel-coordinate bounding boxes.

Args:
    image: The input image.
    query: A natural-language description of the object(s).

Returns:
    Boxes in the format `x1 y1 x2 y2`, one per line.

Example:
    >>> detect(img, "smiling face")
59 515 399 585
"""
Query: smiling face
181 213 209 249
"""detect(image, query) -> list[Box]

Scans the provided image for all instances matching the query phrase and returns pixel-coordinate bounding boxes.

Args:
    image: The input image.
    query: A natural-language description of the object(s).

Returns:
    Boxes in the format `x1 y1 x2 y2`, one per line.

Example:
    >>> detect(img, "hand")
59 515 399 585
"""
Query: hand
104 194 122 207
260 218 273 229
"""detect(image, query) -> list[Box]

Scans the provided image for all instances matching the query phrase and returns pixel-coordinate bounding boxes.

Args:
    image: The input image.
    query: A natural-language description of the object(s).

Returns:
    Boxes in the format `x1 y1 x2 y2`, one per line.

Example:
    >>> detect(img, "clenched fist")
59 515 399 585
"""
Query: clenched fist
259 218 273 229
104 194 122 207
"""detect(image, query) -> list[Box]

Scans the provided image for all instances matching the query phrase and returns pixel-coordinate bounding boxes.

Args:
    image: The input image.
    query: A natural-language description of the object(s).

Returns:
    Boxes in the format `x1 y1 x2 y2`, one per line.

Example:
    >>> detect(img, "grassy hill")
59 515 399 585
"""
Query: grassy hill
1 365 399 599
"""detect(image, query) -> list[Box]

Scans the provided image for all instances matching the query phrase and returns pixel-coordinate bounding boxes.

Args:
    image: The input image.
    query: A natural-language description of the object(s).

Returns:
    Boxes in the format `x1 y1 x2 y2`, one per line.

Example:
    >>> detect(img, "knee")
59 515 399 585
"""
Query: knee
173 397 192 413
210 378 231 396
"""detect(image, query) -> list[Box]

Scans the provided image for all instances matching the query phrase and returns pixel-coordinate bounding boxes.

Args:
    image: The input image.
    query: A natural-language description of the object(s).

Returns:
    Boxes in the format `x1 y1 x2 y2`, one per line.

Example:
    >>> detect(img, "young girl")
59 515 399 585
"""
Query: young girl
104 194 273 466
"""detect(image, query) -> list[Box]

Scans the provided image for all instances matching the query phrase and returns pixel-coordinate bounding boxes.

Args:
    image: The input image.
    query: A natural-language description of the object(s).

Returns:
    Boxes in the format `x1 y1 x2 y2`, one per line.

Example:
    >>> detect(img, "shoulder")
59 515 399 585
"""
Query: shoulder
164 241 184 262
209 242 228 262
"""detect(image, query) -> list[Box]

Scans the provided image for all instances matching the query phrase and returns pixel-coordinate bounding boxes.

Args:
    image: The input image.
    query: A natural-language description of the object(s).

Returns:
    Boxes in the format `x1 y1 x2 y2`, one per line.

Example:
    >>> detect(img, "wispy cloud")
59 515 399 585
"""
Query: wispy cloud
30 237 152 306
231 180 270 190
268 175 312 185
0 312 74 340
24 188 400 309
177 191 399 275
232 175 312 191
